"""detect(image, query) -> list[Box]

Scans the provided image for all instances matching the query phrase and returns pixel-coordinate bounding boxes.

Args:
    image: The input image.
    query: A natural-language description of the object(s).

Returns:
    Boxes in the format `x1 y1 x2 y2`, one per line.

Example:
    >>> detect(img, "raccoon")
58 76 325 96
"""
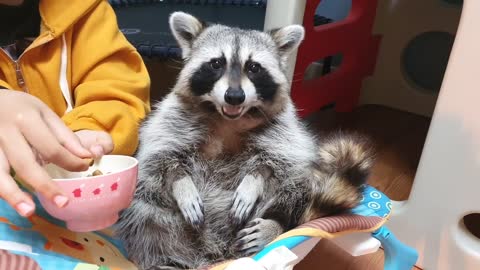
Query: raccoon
115 12 374 270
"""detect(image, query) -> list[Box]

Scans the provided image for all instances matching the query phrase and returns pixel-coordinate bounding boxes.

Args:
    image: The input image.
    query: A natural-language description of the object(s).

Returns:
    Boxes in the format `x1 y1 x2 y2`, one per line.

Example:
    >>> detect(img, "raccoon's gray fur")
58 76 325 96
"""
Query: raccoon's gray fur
115 12 374 270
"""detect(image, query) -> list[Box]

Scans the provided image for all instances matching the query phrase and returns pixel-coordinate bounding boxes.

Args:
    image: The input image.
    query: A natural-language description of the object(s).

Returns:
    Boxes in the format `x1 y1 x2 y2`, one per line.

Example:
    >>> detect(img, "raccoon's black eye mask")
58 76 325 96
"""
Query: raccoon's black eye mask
190 59 225 96
245 61 263 74
209 57 226 70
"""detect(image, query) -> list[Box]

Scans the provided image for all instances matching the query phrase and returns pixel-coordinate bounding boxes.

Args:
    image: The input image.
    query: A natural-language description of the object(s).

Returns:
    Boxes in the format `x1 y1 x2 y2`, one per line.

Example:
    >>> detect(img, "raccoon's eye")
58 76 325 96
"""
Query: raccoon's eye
210 59 223 70
247 62 262 74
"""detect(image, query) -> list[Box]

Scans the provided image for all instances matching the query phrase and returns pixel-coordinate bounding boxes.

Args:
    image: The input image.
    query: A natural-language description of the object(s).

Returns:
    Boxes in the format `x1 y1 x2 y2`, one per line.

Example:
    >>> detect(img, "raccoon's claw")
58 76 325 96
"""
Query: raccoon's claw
179 196 204 228
230 191 256 225
230 174 263 224
173 176 204 229
234 218 283 256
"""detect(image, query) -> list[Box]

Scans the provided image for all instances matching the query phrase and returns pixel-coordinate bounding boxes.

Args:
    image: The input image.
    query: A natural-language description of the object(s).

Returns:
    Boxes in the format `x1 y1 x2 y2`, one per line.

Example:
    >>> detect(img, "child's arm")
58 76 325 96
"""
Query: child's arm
61 1 151 156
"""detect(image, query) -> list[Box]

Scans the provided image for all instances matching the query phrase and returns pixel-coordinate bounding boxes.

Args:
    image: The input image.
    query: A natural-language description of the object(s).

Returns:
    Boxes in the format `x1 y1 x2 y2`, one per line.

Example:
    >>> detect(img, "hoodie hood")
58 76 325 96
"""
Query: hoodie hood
39 0 101 37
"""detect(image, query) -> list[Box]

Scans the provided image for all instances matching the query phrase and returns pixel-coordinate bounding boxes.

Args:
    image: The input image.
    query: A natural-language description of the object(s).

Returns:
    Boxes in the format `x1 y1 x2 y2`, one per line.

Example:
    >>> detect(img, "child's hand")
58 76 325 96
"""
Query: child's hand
0 91 92 217
75 130 114 158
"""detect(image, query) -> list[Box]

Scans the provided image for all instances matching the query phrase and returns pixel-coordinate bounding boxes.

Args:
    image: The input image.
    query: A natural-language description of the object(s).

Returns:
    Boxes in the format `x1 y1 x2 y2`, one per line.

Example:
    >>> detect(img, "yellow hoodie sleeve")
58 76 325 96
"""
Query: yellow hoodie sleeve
61 1 151 156
0 79 12 89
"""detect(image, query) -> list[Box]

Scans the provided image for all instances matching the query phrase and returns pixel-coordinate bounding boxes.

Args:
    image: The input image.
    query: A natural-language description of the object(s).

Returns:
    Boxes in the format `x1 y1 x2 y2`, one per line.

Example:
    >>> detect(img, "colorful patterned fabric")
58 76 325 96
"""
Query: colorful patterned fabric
352 185 392 218
0 185 391 270
0 195 135 270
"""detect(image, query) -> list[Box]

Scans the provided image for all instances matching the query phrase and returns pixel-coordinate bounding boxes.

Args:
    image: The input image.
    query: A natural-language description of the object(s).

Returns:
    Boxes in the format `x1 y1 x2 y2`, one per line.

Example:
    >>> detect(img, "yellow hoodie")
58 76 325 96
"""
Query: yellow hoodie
0 0 151 155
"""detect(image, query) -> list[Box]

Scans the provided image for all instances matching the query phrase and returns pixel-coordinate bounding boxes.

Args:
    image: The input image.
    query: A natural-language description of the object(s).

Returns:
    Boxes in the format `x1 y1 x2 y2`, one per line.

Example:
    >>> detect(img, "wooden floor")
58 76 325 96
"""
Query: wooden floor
295 104 431 270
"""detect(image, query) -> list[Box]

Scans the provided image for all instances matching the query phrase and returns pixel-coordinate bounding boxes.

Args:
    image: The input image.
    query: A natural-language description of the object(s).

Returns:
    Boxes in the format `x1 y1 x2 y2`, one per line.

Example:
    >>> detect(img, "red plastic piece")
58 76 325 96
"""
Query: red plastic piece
291 0 382 118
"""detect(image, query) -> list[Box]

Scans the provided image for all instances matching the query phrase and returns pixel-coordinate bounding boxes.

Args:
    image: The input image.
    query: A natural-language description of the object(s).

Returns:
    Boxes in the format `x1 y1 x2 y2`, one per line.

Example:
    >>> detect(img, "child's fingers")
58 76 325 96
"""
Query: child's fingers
90 145 104 158
41 108 91 158
0 128 68 208
75 130 114 157
32 148 48 166
19 114 89 172
0 149 35 217
0 176 36 217
95 131 114 155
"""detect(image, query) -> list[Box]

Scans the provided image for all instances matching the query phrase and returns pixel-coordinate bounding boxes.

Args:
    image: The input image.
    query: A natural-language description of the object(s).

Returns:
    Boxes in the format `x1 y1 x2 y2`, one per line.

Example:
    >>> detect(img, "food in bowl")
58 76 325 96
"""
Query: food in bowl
87 169 109 177
37 155 138 232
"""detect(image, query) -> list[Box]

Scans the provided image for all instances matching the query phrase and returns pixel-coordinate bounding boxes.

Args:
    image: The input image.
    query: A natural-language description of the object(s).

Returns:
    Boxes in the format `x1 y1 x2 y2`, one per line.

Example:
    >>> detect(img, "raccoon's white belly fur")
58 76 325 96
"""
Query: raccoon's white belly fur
116 93 317 269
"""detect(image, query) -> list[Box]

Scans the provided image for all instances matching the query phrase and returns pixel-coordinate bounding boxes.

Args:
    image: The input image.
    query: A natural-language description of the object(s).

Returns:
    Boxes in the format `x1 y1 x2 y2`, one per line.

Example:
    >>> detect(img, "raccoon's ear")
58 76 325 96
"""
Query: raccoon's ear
269 25 305 57
169 12 206 58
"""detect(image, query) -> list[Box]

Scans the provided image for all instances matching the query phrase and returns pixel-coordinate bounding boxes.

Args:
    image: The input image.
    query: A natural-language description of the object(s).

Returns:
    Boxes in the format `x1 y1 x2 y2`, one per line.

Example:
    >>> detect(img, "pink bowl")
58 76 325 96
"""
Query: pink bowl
37 155 138 232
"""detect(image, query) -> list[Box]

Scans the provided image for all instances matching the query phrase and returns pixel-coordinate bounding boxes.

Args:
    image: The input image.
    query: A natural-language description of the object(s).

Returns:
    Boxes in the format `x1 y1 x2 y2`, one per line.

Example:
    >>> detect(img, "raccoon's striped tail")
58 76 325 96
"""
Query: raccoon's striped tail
303 132 376 220
317 131 375 187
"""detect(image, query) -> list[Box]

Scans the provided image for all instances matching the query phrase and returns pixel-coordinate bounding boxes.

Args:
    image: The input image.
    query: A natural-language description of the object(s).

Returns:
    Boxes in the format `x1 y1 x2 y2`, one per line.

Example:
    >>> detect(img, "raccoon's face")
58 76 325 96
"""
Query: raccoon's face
169 12 304 120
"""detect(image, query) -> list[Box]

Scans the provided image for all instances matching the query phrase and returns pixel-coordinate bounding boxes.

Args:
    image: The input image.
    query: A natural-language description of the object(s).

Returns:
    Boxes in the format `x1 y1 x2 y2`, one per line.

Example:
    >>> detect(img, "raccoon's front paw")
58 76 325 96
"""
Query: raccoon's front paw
230 174 264 225
172 176 204 228
178 193 204 228
234 218 283 256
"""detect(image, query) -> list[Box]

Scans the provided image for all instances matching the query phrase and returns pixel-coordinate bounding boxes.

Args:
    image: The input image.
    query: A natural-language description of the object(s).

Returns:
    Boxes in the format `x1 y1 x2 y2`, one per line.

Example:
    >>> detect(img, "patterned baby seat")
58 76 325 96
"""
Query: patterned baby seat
0 185 418 270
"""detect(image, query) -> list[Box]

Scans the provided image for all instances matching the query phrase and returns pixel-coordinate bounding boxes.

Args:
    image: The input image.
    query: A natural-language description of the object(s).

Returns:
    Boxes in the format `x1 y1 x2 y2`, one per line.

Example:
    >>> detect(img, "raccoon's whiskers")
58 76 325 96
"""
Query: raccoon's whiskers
291 78 305 83
166 64 183 70
255 107 273 124
170 58 186 65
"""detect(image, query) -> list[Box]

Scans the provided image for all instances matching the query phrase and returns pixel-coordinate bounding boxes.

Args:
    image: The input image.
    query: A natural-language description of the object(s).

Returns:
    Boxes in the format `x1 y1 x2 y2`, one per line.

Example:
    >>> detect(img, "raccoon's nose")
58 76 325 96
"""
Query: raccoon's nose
224 88 245 106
